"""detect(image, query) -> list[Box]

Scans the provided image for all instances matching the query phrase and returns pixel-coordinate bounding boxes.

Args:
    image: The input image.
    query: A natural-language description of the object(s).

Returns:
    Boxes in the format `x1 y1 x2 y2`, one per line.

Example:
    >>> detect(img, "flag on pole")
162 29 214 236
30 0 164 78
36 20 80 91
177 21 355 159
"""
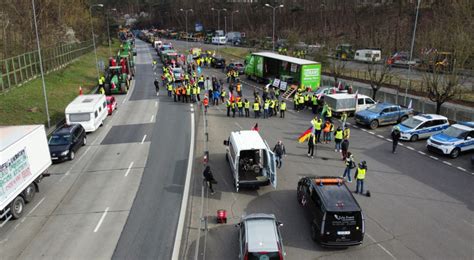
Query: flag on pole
298 126 313 143
408 99 412 109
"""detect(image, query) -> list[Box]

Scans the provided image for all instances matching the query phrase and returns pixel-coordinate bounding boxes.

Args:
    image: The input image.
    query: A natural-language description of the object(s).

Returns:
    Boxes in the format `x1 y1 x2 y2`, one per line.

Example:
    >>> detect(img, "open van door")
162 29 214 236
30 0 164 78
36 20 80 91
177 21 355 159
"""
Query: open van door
267 150 277 189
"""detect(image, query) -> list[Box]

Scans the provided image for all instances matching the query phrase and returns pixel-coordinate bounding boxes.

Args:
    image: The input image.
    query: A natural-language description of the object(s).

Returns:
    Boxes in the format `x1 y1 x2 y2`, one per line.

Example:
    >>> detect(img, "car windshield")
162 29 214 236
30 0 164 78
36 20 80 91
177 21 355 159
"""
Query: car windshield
367 106 384 113
69 113 90 122
249 252 280 260
315 87 328 94
401 118 423 129
442 126 467 138
49 134 71 145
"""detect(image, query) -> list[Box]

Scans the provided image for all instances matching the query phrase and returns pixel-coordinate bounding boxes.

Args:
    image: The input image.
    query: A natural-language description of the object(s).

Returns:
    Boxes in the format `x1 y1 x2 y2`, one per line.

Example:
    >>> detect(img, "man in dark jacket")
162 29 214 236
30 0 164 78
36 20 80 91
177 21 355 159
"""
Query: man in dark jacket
273 140 286 168
391 126 401 153
154 78 160 95
203 166 216 195
341 139 350 160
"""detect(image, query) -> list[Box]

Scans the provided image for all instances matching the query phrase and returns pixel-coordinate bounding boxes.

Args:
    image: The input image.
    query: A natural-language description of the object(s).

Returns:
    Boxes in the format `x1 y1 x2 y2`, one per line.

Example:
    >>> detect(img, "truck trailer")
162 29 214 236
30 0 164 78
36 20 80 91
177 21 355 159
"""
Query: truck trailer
1 125 51 225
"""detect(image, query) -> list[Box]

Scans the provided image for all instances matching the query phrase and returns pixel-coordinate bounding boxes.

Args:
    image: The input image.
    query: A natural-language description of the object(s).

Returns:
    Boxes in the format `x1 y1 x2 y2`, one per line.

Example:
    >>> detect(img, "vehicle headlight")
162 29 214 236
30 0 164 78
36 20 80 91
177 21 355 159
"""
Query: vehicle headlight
61 150 69 156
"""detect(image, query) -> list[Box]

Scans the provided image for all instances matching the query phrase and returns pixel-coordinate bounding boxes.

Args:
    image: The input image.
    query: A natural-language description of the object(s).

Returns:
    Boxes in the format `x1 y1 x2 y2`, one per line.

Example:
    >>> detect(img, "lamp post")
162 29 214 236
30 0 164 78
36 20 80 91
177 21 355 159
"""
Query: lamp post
265 4 284 52
180 8 193 49
106 8 117 57
409 0 421 72
231 10 239 32
89 3 104 80
211 8 227 55
31 0 50 128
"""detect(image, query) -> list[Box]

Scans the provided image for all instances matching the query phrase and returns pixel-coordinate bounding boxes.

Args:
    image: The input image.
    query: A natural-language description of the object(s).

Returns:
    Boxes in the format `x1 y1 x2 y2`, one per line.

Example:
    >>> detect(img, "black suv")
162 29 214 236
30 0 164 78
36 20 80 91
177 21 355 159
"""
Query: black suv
297 176 365 247
49 124 86 162
211 57 226 68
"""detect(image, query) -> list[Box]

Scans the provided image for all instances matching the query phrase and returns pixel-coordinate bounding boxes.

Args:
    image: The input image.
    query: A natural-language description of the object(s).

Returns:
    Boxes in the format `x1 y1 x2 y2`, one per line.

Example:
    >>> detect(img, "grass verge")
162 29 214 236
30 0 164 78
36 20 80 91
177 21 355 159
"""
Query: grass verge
0 41 120 126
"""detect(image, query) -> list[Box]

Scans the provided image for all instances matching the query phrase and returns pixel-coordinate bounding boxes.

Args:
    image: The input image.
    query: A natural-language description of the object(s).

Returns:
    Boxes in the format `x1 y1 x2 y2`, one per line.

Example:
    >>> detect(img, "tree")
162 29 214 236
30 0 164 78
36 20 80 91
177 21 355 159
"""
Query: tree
366 58 391 100
422 68 463 114
328 58 346 84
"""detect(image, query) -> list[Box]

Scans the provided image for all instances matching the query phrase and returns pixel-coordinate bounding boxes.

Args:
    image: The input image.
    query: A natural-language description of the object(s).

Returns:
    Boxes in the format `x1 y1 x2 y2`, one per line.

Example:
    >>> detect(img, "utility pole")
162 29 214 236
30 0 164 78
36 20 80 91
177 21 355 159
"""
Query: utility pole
409 0 421 73
265 4 284 52
211 8 227 56
231 10 239 32
180 9 193 50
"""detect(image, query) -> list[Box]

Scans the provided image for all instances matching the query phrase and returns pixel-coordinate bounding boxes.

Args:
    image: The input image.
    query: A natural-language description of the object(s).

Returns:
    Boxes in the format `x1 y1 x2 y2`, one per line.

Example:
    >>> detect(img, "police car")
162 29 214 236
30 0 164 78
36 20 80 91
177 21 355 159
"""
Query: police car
397 114 449 141
427 122 474 158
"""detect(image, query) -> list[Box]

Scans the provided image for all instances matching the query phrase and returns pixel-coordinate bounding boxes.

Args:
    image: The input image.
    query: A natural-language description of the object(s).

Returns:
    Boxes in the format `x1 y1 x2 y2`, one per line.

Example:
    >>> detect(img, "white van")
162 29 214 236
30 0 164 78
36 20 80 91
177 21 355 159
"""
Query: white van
154 40 162 50
65 94 107 133
212 36 227 45
354 49 382 63
223 130 277 192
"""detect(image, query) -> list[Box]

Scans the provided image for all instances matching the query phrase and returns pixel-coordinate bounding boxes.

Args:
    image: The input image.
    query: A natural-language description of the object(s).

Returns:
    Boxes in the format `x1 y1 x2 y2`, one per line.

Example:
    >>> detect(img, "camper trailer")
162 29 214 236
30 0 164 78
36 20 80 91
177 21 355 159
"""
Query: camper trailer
65 94 107 133
354 49 382 63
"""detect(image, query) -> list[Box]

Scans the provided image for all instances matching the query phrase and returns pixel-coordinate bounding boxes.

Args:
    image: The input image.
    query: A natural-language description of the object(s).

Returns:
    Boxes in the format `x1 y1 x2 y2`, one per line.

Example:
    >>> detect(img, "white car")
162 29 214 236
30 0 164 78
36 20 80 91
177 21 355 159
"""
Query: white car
397 114 449 141
427 122 474 158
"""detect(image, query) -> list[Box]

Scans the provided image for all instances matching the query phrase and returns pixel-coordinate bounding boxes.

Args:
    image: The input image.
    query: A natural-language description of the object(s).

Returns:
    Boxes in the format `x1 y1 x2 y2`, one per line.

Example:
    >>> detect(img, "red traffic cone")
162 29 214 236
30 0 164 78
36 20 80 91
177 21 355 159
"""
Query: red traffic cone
79 86 83 95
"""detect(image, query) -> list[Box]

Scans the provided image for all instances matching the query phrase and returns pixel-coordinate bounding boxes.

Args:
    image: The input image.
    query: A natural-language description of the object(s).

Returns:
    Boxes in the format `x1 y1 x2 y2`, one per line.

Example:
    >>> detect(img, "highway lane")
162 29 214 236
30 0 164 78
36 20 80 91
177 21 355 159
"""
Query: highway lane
0 40 157 259
161 40 474 259
112 40 194 259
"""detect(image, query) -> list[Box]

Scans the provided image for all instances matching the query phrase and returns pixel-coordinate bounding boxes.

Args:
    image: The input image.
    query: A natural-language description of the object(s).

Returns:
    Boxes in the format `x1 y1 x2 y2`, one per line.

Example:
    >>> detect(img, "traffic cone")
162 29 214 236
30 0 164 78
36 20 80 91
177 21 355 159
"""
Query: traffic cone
79 86 83 95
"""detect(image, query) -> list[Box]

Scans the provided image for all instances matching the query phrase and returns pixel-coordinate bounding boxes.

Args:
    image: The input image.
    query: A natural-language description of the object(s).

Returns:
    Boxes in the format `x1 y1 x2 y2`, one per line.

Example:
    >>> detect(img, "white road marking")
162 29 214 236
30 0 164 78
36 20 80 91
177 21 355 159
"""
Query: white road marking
368 131 375 135
65 170 70 176
234 122 243 130
407 146 415 151
150 115 155 122
78 146 91 161
442 161 452 166
353 125 359 129
457 166 466 172
366 233 397 259
361 128 367 132
418 151 426 155
141 135 147 144
463 219 474 228
27 197 45 216
14 223 20 230
399 143 404 146
155 101 158 107
93 207 109 233
124 161 134 177
191 108 194 112
172 112 195 260
122 97 127 104
429 156 439 160
377 135 384 138
385 138 392 142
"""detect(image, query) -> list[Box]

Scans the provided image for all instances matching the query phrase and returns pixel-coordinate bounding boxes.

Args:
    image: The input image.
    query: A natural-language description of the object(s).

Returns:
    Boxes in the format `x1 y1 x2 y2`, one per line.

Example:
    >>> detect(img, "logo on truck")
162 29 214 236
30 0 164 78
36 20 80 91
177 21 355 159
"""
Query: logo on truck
0 148 32 199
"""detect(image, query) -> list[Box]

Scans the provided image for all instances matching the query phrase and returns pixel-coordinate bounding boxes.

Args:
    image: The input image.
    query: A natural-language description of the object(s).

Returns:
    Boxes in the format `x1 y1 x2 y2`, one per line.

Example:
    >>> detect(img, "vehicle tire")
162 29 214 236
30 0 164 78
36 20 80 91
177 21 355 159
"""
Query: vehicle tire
23 183 36 203
69 150 75 161
311 223 319 242
410 134 419 142
10 196 25 219
450 148 460 159
225 153 229 162
104 84 111 95
83 137 87 146
369 120 379 129
400 115 408 123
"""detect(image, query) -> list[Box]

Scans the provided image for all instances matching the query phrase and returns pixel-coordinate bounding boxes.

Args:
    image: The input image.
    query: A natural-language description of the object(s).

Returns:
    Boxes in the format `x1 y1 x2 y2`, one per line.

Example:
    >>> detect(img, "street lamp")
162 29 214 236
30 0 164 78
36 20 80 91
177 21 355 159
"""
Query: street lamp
409 0 421 72
211 8 227 55
106 8 118 57
265 4 284 52
31 0 50 128
89 3 104 80
180 8 193 49
231 10 239 32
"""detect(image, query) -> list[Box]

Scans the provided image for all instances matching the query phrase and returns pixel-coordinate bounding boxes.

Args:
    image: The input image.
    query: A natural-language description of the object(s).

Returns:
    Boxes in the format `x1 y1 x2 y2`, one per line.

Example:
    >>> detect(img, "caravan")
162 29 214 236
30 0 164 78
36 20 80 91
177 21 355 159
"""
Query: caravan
223 130 277 192
354 49 382 63
65 94 107 133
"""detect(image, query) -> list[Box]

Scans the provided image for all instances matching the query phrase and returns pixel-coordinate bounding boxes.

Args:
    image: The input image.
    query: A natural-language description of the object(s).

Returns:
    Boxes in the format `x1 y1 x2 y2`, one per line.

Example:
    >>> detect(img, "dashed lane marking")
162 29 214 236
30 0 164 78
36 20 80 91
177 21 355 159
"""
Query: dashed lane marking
150 115 154 122
377 135 384 138
418 151 426 155
361 128 367 132
407 146 415 151
457 166 466 172
442 161 452 166
93 207 110 233
429 156 439 160
385 138 392 142
368 131 375 135
366 233 397 259
26 197 45 216
124 162 134 177
234 122 243 130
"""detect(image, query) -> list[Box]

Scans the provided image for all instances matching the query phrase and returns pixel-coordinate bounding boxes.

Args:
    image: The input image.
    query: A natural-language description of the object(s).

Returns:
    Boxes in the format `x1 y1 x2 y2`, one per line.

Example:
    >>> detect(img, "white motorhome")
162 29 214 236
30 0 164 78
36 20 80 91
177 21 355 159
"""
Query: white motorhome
1 125 51 222
212 36 227 45
354 49 382 63
324 93 376 115
65 94 107 133
153 40 162 50
223 130 277 192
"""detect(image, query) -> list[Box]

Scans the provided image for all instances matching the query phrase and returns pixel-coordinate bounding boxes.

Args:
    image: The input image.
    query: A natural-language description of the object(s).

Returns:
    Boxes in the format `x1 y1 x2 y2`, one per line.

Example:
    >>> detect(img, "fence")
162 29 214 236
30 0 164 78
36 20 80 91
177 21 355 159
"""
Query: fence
0 40 94 92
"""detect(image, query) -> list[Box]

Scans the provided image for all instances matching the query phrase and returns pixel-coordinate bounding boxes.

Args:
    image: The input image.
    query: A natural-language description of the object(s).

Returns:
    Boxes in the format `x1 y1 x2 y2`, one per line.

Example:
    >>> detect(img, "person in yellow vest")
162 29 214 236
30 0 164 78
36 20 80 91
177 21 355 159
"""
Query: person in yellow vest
196 85 201 102
343 126 351 140
221 89 226 103
253 99 260 118
172 87 177 102
99 86 105 95
341 111 348 129
354 161 367 195
280 100 287 118
167 83 173 97
334 126 344 152
233 70 239 82
263 100 270 119
304 94 310 109
191 85 197 103
311 95 318 114
294 93 299 111
231 101 237 118
226 99 231 117
312 117 323 143
237 99 243 117
273 98 279 116
185 85 191 103
236 82 242 97
326 106 333 122
244 99 250 117
226 70 232 83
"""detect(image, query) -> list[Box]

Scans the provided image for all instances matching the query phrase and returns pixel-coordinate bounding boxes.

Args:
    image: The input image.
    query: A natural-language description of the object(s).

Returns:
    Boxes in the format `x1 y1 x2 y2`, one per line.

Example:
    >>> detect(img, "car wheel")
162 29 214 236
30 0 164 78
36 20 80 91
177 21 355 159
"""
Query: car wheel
69 150 75 161
450 148 460 159
10 196 25 219
399 115 408 123
410 134 419 142
311 223 319 242
225 153 229 162
83 137 87 146
369 120 379 129
23 183 36 203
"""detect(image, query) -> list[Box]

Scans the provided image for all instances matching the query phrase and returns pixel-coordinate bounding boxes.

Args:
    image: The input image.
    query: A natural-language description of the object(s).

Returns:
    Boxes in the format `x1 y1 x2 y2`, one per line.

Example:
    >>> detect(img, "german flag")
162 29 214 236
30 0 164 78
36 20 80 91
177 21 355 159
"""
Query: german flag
298 127 313 143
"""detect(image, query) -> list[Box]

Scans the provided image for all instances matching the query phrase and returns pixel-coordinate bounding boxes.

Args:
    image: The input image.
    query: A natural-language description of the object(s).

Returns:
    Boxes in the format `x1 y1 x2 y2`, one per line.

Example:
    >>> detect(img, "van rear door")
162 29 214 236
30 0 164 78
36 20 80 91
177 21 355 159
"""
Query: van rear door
324 211 364 244
267 150 277 188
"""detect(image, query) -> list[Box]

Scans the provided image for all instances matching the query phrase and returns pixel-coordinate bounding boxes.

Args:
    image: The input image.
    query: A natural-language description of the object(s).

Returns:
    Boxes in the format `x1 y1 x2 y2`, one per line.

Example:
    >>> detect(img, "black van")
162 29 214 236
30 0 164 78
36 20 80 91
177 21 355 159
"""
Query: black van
297 176 364 247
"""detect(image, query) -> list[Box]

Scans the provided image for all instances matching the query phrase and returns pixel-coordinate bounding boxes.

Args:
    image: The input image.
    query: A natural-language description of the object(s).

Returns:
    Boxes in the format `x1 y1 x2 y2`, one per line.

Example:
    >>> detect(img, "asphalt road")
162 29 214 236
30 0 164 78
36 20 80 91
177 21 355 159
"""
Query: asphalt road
165 40 474 259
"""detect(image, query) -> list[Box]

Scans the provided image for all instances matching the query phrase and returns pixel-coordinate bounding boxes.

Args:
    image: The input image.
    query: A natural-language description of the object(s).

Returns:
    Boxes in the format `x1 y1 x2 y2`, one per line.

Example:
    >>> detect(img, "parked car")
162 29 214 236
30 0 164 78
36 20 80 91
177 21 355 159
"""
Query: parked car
106 96 117 115
386 51 417 68
226 62 245 74
297 176 365 247
355 103 413 129
396 114 449 141
427 122 474 158
211 57 226 68
172 67 185 82
48 124 86 162
236 213 286 259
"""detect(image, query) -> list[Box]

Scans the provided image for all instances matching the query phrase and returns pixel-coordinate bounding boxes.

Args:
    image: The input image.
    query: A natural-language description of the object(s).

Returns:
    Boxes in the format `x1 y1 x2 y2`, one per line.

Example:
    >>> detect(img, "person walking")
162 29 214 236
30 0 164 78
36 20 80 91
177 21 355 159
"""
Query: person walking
312 117 323 143
334 126 343 152
203 165 216 195
154 78 160 96
343 126 351 140
341 111 348 129
391 126 401 153
342 152 355 183
307 132 316 158
323 120 331 144
354 161 367 194
280 100 286 118
341 139 350 160
273 140 286 168
226 99 231 117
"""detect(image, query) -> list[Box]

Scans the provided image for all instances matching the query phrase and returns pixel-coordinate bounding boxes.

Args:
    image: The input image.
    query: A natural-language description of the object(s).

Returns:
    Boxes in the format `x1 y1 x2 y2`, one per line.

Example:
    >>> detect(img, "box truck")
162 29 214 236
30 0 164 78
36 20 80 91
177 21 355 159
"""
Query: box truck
324 93 376 115
1 125 51 225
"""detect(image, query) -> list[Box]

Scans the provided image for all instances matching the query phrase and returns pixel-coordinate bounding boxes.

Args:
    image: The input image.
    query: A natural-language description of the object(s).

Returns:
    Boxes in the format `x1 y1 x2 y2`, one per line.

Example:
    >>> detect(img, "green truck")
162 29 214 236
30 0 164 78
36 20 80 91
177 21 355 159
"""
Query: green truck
244 52 321 91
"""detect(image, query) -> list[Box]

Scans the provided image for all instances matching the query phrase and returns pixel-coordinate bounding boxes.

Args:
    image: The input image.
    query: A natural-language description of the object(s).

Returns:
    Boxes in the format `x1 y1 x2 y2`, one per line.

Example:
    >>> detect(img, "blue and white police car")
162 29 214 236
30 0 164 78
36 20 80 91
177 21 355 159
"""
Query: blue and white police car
397 114 449 142
427 122 474 158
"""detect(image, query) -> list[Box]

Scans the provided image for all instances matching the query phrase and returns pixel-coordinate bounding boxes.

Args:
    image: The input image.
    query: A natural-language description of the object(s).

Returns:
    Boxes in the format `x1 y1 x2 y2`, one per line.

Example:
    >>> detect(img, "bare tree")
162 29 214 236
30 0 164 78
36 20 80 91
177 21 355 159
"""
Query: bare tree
423 68 463 114
366 59 391 100
328 58 346 84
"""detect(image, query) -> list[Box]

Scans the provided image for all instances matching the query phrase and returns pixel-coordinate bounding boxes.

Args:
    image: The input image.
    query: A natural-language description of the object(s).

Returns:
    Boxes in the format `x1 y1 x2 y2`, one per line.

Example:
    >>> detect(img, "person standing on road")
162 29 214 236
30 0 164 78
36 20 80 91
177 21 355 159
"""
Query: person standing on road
154 78 160 95
280 100 287 118
341 111 348 129
237 99 244 117
354 161 367 194
273 140 286 168
203 165 216 195
341 139 350 160
334 126 343 152
343 126 351 140
226 99 231 117
253 100 260 118
391 126 401 153
312 117 323 143
307 132 316 158
244 99 250 117
342 152 355 183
